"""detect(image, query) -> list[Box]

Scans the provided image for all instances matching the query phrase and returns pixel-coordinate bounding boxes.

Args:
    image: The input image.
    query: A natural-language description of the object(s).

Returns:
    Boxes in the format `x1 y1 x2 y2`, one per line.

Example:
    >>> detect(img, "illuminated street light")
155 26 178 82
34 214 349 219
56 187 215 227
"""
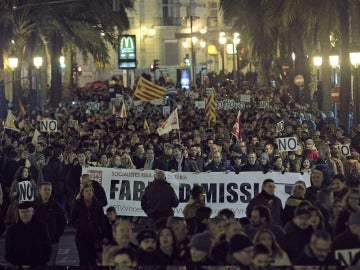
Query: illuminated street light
33 56 43 108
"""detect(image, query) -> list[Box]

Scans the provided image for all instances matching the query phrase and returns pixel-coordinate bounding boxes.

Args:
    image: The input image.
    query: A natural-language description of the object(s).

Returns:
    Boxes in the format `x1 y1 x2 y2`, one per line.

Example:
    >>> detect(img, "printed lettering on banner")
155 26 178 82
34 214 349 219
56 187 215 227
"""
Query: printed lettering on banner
235 102 245 110
18 180 34 202
68 119 78 128
334 144 351 157
40 120 58 132
133 100 142 107
151 99 163 105
335 249 360 266
276 120 284 132
206 88 214 96
240 94 251 103
82 168 310 218
223 99 235 110
278 137 298 152
215 100 223 109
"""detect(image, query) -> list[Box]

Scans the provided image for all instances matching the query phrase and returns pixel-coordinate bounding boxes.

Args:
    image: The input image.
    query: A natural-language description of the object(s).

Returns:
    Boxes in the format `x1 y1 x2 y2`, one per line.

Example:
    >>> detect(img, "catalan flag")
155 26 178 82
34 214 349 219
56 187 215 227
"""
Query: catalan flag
205 90 216 123
144 119 150 134
231 110 242 140
120 102 127 118
134 76 165 102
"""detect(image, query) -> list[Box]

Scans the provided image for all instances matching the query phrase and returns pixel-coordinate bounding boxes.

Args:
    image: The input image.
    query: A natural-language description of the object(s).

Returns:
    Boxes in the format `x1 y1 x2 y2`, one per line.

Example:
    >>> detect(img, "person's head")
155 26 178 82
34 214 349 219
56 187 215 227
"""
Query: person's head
310 169 324 188
173 145 183 160
332 198 343 217
251 243 271 270
264 143 274 155
343 188 360 211
251 205 271 226
80 173 91 184
157 226 176 250
189 232 212 262
15 166 30 180
229 234 254 265
253 229 278 254
262 179 276 196
348 212 360 236
145 148 155 161
208 216 227 238
110 155 122 168
225 220 243 241
113 247 137 269
79 181 94 201
301 158 312 169
106 206 118 222
309 230 332 262
137 230 157 252
163 143 174 156
190 185 205 201
308 206 324 230
212 151 222 165
39 182 52 203
154 170 166 181
259 152 270 166
113 220 132 246
292 181 306 198
218 208 235 221
35 153 46 167
247 152 257 165
18 202 34 224
317 187 334 210
305 139 315 150
166 217 187 243
293 208 311 230
332 174 347 193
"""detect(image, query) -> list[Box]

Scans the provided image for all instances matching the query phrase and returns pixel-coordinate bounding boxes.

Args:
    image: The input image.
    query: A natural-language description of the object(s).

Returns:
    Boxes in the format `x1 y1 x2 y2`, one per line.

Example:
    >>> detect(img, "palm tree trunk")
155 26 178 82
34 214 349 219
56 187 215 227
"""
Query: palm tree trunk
49 31 63 108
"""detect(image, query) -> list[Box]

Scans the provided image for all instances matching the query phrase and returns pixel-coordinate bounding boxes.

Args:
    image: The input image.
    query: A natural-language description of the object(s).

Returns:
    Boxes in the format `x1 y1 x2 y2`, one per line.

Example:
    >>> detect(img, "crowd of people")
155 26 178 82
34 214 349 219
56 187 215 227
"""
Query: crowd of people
0 73 360 269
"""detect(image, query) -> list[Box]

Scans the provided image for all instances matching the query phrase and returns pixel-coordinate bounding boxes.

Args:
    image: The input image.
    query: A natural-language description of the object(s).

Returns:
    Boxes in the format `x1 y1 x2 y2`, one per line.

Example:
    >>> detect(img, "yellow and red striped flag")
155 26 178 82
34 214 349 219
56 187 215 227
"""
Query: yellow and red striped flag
205 89 216 123
144 119 150 134
134 76 165 102
120 102 127 118
231 110 242 140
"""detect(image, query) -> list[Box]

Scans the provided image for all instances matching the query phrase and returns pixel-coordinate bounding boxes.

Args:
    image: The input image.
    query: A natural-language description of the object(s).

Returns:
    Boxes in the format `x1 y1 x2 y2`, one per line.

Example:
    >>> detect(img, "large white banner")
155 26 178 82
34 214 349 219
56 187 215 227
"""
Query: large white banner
82 167 310 218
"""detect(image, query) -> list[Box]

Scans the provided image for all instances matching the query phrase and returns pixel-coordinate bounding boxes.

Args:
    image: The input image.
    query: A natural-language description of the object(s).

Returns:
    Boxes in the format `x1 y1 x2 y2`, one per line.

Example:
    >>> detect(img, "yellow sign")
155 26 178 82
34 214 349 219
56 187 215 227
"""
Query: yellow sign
208 45 218 55
179 61 185 68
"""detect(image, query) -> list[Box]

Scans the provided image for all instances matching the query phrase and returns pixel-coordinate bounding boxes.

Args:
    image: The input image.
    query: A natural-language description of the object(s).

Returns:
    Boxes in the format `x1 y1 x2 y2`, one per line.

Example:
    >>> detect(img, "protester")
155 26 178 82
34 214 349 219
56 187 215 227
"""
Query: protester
227 233 254 268
136 229 162 265
183 185 205 219
34 181 66 266
5 202 51 268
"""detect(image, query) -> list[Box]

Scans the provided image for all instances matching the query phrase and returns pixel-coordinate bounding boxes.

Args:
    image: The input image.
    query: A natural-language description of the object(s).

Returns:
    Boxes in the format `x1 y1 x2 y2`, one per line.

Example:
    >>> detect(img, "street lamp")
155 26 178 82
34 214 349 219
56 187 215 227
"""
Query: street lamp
219 32 226 73
8 57 18 108
313 55 323 81
329 54 339 86
350 51 360 126
233 33 240 82
291 52 296 74
33 56 43 109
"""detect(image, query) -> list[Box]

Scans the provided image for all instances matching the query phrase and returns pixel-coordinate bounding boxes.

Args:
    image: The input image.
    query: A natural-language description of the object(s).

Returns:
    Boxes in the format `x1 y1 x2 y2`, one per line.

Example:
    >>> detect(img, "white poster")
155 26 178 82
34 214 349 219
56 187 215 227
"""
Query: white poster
82 168 310 218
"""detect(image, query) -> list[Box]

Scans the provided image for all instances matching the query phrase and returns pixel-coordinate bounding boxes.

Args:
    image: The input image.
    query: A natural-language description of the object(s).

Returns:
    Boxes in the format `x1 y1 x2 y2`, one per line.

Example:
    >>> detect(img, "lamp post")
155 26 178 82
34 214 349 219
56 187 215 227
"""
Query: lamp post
329 54 339 86
219 32 226 74
33 56 43 109
350 51 360 126
291 52 296 75
313 55 323 81
233 33 240 83
8 57 19 108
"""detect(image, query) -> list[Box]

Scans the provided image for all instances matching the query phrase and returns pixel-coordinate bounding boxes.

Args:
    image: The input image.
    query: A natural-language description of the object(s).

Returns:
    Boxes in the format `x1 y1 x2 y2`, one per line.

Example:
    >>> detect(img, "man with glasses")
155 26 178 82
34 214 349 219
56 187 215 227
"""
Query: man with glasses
246 179 283 225
293 230 339 266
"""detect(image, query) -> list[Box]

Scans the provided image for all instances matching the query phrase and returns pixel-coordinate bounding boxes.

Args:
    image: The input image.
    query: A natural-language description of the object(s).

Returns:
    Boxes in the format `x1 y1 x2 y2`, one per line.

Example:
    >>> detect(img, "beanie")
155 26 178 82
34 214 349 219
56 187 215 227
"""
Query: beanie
136 230 156 244
229 234 253 254
189 232 212 253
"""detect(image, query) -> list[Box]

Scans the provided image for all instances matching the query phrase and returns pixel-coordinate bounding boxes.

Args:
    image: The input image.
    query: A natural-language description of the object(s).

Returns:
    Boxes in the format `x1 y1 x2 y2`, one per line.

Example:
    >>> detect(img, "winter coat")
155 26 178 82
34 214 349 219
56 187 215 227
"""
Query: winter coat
5 217 51 266
168 158 199 172
293 244 339 266
43 156 64 196
34 197 66 243
141 179 179 221
183 198 205 219
205 160 234 172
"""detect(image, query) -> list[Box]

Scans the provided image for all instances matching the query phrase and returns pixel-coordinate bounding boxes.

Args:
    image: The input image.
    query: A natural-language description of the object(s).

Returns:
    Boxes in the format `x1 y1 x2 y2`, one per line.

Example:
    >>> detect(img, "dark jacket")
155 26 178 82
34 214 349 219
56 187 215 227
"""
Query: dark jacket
246 191 283 225
5 217 51 266
69 198 107 241
293 244 339 266
205 160 234 172
333 230 360 250
34 197 66 243
183 198 205 219
154 155 174 171
141 179 179 221
91 180 108 207
43 156 64 196
136 249 164 266
168 158 198 172
241 162 264 172
282 195 304 225
282 221 313 262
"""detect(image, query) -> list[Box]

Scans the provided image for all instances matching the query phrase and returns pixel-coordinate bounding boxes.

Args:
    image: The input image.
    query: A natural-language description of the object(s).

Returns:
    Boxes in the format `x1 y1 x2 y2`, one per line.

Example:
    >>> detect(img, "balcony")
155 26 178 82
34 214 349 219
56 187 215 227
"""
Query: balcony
153 17 187 27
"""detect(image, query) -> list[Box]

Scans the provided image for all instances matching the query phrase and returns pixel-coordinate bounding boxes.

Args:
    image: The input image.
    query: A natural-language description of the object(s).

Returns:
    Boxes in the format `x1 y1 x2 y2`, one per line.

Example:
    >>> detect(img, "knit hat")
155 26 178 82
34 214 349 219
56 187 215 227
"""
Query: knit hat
232 145 242 154
18 201 34 210
349 213 360 225
136 230 157 244
229 234 253 254
189 232 212 253
294 208 311 217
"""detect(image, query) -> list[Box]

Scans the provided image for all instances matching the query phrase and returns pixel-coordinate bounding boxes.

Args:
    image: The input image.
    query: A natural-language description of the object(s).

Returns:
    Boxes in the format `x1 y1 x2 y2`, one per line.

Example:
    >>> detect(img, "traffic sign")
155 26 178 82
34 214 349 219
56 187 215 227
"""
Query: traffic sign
282 63 290 72
330 87 341 102
294 74 304 86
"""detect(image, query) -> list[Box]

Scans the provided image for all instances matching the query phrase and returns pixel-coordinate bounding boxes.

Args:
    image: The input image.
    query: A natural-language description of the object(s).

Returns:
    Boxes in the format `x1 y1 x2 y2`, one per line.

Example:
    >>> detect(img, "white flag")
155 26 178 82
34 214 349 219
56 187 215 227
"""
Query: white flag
4 110 19 131
32 129 41 144
157 108 179 136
